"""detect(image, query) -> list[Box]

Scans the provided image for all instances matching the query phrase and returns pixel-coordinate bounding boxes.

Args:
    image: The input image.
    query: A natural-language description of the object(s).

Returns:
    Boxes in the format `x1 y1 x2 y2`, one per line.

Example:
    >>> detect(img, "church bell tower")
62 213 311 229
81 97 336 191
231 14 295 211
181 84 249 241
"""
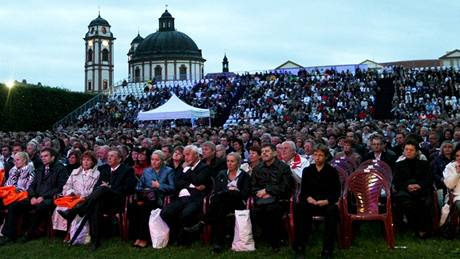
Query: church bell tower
84 13 115 93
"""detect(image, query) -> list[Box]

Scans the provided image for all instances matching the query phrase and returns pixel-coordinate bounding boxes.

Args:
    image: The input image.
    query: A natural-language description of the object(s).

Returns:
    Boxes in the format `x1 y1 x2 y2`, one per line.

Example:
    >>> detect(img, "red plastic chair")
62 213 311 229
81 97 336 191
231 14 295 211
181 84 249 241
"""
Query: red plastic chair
358 160 392 183
341 170 395 249
331 158 354 175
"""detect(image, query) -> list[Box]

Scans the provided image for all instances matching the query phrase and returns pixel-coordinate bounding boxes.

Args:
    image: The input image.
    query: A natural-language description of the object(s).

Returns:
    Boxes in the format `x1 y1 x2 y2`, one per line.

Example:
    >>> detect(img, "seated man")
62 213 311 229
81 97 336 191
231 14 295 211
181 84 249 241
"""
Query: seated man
58 148 137 250
251 143 293 251
160 145 212 245
363 134 397 169
201 141 226 179
293 144 340 259
0 148 68 245
393 140 434 239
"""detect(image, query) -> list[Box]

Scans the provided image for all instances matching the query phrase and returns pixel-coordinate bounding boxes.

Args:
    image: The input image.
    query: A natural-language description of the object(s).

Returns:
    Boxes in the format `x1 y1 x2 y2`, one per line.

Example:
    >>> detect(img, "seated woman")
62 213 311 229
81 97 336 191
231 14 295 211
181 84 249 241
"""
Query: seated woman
443 144 460 216
52 151 100 239
167 146 184 174
0 152 35 223
129 150 175 248
293 144 340 259
393 140 434 239
133 148 151 177
200 152 250 253
240 146 261 175
65 150 82 173
432 141 454 206
3 152 35 191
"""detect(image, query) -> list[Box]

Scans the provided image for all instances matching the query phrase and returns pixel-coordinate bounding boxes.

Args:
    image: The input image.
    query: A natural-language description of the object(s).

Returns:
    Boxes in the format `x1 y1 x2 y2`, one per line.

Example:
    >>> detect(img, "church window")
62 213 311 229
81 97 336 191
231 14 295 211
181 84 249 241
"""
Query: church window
88 81 92 91
87 49 93 62
179 65 187 80
135 67 141 82
154 65 162 81
102 49 109 62
103 80 108 90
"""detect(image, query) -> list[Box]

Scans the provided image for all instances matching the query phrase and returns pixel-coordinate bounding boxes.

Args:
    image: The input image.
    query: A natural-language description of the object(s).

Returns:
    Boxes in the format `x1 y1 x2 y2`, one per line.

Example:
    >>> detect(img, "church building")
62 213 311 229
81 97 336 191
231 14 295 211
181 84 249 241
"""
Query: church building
128 9 206 83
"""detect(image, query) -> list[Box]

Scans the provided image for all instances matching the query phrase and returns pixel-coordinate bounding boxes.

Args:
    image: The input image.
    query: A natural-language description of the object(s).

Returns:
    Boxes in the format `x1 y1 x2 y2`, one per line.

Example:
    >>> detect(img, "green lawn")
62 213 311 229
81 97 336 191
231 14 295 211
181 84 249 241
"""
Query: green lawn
0 224 459 259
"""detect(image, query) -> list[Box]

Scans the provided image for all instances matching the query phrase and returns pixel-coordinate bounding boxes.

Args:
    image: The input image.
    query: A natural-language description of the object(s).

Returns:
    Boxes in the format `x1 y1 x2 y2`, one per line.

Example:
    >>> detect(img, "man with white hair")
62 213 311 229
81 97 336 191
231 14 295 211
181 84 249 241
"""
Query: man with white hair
160 145 212 245
95 145 110 166
281 141 310 200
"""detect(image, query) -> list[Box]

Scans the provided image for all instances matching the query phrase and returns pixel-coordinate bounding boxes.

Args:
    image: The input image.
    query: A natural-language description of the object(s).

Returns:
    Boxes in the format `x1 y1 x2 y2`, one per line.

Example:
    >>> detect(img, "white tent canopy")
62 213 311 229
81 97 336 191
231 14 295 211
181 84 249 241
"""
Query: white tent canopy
137 93 211 121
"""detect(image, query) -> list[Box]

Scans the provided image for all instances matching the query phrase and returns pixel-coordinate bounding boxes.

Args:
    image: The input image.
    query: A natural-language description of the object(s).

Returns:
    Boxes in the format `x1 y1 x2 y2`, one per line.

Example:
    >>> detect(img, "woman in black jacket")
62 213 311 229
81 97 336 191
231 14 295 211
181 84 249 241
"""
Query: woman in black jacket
198 152 250 253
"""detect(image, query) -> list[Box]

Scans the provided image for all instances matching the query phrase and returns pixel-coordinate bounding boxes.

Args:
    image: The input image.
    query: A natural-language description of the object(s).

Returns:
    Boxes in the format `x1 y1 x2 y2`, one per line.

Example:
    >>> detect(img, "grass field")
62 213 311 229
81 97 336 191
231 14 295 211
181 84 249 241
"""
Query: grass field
0 223 459 259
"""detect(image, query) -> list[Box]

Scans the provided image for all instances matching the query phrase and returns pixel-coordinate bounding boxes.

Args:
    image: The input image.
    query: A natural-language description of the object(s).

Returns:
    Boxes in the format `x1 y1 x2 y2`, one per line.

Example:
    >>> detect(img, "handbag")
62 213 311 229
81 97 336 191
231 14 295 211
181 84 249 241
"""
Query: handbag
231 209 255 251
137 189 157 202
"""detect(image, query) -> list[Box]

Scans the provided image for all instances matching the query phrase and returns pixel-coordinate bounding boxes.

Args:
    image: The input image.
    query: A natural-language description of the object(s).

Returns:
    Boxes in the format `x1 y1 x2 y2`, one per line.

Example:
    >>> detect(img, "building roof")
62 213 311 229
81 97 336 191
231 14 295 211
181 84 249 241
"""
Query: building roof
439 49 460 59
130 10 204 62
130 33 144 44
379 59 441 68
275 60 303 70
88 14 110 27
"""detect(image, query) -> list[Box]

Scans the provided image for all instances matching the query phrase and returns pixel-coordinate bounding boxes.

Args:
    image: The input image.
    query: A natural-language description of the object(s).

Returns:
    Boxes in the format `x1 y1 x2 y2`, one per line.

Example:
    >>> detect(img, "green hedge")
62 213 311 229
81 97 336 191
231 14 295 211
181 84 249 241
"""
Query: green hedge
0 82 94 131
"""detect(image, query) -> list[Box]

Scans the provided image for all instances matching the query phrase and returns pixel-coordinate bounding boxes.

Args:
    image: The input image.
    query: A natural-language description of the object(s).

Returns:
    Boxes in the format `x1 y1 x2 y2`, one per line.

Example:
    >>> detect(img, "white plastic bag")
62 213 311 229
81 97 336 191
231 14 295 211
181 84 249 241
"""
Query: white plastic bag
231 209 255 251
149 208 169 249
69 215 90 245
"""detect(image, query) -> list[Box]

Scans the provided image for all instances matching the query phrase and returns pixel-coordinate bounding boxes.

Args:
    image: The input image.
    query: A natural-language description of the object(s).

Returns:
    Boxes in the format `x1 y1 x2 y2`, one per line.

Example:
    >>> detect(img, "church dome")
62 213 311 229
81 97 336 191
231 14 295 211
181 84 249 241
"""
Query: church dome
130 10 205 62
130 33 144 44
89 14 110 27
132 31 204 61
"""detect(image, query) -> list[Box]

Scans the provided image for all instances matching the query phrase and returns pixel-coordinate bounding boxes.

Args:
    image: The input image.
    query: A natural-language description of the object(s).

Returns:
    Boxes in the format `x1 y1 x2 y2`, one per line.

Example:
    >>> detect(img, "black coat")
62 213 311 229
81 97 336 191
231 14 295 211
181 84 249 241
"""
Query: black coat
206 157 227 179
251 159 294 200
393 159 433 197
213 169 251 202
174 160 212 200
299 163 340 204
97 163 137 198
28 161 69 199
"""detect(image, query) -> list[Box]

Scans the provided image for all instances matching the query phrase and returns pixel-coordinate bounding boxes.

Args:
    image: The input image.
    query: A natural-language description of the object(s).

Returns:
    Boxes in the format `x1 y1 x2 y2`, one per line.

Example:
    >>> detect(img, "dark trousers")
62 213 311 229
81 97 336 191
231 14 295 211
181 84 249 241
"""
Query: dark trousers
394 193 433 233
1 198 54 239
71 186 122 243
206 192 245 246
251 201 288 248
128 200 158 241
293 202 339 252
160 196 202 244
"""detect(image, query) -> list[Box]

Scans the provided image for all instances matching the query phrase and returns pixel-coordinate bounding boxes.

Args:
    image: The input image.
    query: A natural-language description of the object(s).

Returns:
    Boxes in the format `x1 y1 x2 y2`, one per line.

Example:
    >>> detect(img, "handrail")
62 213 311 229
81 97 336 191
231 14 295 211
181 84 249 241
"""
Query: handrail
52 93 107 129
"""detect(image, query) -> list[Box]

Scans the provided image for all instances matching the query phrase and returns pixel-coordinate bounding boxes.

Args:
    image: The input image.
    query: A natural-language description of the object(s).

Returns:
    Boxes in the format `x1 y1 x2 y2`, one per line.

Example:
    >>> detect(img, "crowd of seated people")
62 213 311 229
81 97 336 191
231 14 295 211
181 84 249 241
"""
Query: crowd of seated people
1 114 460 258
2 64 460 257
71 76 245 130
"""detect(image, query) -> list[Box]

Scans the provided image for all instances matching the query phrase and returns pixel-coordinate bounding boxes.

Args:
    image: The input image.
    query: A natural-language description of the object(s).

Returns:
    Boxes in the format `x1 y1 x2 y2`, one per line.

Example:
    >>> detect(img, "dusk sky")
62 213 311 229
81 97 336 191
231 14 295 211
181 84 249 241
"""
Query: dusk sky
0 0 459 92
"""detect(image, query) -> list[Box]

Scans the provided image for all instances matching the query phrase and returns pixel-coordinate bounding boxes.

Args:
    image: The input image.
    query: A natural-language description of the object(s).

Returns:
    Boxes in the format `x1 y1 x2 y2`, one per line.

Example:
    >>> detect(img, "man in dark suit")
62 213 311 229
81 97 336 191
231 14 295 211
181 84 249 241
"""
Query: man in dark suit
58 148 137 250
1 145 14 180
0 147 68 245
160 145 212 245
363 134 397 168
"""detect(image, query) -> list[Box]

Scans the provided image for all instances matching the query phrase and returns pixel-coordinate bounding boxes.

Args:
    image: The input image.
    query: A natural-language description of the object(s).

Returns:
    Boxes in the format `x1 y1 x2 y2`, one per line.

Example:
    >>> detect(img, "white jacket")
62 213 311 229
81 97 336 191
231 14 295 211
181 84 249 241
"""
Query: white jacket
443 161 460 202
